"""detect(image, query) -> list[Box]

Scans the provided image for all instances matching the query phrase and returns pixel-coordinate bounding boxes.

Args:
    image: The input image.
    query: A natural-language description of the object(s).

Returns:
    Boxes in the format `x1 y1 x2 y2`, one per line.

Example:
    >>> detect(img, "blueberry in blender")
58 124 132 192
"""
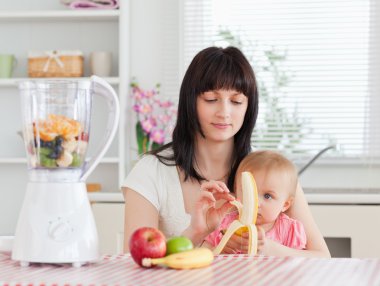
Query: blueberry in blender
55 136 64 146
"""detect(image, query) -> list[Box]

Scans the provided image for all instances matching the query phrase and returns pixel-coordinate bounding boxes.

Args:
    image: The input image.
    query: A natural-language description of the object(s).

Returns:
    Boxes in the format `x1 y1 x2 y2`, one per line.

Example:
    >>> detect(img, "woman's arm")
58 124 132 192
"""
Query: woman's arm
265 182 330 257
123 187 159 253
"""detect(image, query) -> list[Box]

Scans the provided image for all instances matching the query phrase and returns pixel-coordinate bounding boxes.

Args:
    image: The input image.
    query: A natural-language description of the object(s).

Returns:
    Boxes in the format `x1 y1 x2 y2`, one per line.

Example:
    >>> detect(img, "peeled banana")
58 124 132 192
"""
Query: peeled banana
213 171 259 255
142 247 214 269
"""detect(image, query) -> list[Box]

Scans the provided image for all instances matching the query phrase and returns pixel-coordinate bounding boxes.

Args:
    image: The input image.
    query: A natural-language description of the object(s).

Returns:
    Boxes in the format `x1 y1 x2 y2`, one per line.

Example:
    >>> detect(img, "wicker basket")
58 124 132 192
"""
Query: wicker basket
28 50 84 78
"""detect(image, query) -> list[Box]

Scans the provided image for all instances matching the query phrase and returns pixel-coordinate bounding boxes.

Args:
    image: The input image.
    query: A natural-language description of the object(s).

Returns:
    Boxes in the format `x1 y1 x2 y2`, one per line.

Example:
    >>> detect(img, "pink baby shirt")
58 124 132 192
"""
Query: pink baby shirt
205 212 307 250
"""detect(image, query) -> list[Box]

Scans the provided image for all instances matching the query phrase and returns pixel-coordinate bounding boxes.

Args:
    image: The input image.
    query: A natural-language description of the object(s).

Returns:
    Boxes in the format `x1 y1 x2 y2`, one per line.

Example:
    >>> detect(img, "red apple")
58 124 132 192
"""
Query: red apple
129 227 167 267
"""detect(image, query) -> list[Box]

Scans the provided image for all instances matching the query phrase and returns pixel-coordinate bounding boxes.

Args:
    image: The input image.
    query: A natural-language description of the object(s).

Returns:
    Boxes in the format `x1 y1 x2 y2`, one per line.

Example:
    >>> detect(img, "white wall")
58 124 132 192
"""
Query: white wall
128 0 179 162
129 0 179 94
130 0 165 87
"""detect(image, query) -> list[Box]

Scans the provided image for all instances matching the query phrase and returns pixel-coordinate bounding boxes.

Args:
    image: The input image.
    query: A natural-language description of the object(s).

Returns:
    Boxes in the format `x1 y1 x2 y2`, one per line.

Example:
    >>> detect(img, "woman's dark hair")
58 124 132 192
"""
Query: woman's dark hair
151 46 259 191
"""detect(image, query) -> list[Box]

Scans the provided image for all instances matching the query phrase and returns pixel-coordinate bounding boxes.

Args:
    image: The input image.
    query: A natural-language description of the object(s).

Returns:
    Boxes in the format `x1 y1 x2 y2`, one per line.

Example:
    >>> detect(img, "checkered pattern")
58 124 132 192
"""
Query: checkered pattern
1 252 379 285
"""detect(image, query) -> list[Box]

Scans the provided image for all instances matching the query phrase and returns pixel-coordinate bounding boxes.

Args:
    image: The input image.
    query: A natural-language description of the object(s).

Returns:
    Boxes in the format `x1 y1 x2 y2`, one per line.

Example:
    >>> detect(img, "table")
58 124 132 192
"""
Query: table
1 252 379 286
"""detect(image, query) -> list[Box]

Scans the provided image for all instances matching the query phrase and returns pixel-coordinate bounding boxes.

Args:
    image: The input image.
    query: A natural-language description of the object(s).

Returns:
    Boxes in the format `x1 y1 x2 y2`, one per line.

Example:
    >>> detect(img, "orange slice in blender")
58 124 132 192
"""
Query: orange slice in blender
39 129 58 141
34 114 82 142
33 121 56 142
48 114 82 140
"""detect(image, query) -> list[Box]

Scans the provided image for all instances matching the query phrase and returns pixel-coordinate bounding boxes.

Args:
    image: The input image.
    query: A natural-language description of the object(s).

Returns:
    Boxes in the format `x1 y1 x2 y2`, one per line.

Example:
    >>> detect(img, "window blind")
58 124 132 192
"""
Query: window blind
180 0 380 161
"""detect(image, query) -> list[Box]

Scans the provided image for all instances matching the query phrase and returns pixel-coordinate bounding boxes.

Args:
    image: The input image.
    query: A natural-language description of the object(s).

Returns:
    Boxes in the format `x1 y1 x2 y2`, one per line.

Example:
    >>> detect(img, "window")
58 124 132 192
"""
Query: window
179 0 380 162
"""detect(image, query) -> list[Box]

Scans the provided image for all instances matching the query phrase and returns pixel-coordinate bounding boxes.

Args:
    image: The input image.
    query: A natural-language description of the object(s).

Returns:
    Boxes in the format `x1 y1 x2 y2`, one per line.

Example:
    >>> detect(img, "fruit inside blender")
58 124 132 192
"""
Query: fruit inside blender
27 114 88 168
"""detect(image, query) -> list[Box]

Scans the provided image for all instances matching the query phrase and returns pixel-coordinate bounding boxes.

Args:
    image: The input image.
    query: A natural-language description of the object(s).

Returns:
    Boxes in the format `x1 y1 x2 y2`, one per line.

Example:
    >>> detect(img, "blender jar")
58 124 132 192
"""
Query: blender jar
19 80 91 182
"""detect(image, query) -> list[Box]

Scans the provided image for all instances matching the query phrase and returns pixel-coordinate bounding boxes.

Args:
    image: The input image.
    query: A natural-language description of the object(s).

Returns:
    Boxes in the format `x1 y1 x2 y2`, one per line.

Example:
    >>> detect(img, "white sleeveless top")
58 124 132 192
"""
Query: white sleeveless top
122 153 191 238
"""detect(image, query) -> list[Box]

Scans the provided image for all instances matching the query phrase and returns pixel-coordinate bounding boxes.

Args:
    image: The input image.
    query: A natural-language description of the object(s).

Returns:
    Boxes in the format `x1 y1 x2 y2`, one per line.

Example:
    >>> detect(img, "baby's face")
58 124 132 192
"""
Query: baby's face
235 169 292 225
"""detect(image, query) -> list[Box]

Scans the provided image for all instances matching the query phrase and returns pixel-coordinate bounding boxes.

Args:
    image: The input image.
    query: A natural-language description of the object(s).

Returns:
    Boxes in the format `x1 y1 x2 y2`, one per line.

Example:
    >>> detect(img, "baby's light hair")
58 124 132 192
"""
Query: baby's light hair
235 150 298 197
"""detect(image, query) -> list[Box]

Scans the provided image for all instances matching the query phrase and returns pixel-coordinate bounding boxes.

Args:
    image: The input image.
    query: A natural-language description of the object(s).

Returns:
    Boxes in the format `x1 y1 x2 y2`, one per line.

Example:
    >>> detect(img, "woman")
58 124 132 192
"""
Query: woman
122 46 330 257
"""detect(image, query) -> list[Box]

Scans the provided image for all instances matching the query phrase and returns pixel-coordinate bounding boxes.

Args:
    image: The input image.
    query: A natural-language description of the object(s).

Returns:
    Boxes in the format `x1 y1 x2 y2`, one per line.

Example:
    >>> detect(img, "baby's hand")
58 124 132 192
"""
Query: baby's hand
221 232 250 254
257 226 266 254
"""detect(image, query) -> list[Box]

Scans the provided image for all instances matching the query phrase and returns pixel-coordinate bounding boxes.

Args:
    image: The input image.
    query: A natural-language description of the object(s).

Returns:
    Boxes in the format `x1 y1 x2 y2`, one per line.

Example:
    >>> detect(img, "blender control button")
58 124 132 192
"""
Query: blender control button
48 221 72 241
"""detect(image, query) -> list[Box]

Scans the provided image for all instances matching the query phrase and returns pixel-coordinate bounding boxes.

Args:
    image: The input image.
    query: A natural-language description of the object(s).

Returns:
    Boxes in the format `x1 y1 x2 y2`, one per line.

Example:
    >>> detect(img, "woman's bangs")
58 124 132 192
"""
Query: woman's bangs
199 59 250 95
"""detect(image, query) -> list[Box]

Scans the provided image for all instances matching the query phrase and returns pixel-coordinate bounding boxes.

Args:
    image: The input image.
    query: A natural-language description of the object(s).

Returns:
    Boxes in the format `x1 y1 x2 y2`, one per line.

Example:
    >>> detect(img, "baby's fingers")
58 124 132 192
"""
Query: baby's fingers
257 226 266 240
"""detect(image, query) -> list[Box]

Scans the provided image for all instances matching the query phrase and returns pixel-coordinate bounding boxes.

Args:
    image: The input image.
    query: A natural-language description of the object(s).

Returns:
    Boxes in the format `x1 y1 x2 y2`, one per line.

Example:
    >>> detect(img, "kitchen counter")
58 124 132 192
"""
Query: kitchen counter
304 188 380 204
1 252 379 285
88 192 124 203
88 189 380 204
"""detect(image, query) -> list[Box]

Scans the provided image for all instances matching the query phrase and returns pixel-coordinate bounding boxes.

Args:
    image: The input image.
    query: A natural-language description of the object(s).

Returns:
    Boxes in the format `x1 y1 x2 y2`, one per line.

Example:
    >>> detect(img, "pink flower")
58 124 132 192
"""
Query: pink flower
141 118 156 133
150 129 165 144
160 100 173 108
158 114 171 124
131 81 177 149
140 104 153 114
145 90 155 98
132 88 144 100
132 104 142 113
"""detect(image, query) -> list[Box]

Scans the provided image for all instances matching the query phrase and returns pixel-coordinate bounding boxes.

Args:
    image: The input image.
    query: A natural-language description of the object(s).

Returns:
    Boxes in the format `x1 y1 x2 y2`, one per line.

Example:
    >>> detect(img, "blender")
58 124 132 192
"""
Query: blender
12 76 120 267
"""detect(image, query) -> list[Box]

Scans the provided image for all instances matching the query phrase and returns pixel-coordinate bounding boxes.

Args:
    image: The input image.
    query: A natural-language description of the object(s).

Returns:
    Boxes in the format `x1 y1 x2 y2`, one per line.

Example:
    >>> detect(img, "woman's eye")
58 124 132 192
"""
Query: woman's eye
231 100 243 105
205 99 217 102
264 193 272 200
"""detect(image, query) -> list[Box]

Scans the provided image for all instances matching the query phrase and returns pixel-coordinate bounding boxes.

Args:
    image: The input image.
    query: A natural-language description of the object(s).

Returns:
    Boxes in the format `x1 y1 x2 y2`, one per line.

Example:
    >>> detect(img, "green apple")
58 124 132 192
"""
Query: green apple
166 236 193 255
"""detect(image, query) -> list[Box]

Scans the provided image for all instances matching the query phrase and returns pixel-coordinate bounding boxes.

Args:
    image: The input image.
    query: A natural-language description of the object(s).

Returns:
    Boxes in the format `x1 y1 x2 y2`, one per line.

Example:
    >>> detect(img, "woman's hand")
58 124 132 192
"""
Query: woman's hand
185 180 235 245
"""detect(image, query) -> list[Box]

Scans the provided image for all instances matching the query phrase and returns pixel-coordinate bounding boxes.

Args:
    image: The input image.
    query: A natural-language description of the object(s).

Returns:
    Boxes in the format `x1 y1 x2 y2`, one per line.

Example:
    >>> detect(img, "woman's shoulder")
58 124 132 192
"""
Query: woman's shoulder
133 148 174 169
135 153 160 166
124 148 176 185
122 148 176 211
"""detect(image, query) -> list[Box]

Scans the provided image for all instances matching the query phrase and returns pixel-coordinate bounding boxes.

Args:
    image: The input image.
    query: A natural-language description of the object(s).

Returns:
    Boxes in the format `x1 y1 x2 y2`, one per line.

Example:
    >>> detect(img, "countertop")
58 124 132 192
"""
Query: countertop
1 252 379 285
88 189 380 204
88 192 124 203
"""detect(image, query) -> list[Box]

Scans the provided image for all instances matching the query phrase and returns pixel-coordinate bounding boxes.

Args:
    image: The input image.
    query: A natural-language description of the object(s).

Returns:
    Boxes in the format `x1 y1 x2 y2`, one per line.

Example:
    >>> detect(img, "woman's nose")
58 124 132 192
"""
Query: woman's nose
216 100 231 118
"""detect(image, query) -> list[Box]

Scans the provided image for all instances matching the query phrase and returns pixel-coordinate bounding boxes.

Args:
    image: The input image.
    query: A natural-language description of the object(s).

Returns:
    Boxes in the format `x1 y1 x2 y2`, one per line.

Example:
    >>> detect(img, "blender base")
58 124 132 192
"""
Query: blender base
12 181 99 266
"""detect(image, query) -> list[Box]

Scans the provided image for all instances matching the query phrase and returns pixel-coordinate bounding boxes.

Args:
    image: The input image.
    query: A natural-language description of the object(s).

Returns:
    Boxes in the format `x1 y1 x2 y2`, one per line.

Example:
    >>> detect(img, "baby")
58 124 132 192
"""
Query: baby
205 150 307 252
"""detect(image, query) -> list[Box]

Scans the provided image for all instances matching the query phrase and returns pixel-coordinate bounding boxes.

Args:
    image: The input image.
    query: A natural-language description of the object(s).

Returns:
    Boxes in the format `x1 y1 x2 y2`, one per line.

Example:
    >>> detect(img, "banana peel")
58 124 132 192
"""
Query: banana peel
213 171 259 255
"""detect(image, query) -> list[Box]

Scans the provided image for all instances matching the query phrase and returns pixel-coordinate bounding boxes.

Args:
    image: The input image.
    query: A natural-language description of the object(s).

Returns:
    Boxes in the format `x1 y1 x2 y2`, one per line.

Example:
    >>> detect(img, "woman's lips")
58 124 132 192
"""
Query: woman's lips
212 123 231 129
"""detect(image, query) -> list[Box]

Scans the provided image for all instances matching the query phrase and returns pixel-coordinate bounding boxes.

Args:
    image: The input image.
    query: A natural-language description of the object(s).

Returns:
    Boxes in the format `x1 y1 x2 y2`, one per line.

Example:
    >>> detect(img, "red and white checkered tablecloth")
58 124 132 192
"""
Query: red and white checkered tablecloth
0 252 379 286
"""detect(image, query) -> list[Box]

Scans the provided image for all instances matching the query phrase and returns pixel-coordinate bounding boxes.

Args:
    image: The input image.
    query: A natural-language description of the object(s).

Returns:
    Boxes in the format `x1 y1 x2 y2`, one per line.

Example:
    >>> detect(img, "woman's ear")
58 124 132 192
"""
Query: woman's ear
282 197 294 212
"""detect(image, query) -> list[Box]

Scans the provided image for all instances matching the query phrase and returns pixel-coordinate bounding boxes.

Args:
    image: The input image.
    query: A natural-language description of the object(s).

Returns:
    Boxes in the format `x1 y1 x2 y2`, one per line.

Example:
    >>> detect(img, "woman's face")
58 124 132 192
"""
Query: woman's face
196 89 248 143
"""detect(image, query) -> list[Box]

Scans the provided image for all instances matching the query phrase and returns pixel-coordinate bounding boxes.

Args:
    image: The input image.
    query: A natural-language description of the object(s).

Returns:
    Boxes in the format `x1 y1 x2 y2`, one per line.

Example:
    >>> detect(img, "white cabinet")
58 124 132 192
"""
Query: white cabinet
0 1 130 235
310 205 380 258
92 202 125 255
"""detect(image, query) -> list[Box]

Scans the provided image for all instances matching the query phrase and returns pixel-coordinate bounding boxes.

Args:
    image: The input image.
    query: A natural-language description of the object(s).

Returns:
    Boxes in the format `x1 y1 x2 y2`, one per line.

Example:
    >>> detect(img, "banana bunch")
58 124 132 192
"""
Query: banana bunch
142 247 214 269
213 171 259 255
